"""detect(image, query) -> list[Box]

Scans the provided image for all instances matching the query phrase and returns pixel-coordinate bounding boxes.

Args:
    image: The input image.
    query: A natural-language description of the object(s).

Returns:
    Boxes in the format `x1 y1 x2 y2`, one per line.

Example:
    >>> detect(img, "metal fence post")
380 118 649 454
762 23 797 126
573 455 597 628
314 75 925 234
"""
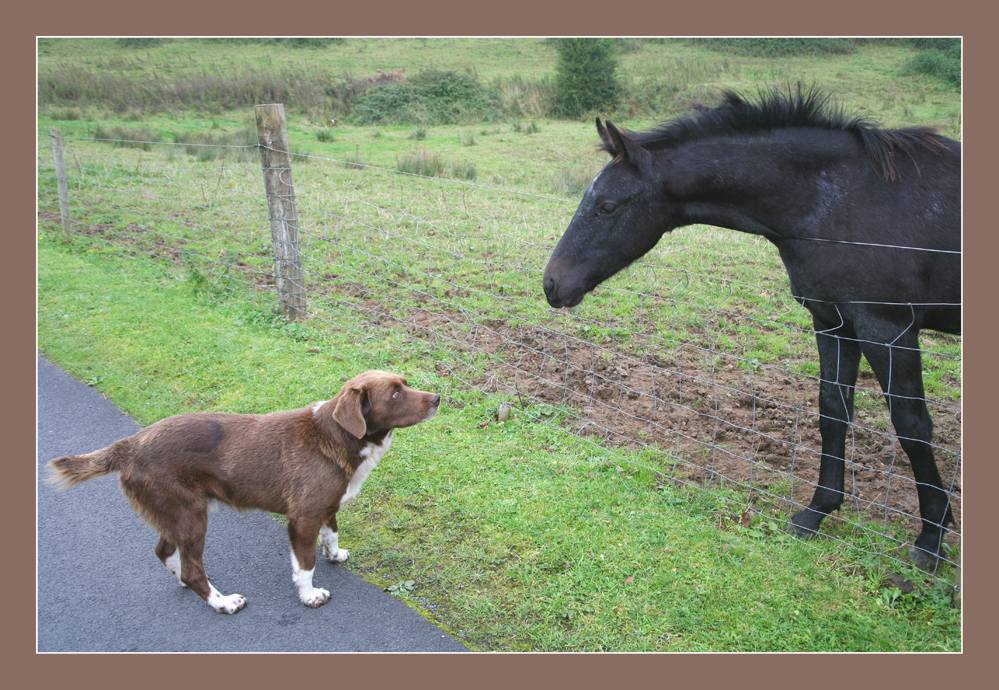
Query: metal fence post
50 129 71 241
255 103 307 320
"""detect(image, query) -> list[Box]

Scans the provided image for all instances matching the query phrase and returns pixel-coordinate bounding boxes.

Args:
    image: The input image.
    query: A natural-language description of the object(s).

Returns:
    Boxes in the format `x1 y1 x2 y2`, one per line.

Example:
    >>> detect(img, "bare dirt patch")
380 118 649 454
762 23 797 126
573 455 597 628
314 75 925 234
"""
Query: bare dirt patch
322 282 961 545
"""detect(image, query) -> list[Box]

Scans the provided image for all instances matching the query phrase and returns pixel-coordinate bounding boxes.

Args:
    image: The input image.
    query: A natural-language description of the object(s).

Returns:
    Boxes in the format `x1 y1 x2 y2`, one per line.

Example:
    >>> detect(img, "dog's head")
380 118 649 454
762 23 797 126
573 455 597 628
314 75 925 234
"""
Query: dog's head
330 370 440 439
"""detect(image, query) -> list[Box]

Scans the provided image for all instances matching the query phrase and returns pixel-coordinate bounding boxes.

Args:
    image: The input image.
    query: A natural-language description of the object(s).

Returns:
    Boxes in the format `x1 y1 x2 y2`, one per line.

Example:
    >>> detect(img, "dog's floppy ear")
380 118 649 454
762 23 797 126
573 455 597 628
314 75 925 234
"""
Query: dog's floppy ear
332 385 367 438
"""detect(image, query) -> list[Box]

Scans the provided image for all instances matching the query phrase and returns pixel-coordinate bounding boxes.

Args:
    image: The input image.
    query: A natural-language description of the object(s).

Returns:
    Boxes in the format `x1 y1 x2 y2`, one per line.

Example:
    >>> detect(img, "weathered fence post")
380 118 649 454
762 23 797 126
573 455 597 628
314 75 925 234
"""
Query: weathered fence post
255 103 307 320
50 130 71 241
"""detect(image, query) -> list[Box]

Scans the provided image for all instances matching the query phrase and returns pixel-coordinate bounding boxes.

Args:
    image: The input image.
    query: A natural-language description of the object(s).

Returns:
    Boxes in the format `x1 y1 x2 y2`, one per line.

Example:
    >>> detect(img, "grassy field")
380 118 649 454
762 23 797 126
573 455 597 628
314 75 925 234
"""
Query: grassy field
37 38 962 651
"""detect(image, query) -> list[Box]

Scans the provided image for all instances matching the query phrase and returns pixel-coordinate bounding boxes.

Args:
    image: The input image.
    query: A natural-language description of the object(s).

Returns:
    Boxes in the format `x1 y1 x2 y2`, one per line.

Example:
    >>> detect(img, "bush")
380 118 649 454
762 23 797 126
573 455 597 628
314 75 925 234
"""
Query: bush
316 128 335 142
903 41 961 87
115 38 170 49
907 38 960 52
696 38 856 57
552 39 621 118
351 70 497 125
204 38 344 48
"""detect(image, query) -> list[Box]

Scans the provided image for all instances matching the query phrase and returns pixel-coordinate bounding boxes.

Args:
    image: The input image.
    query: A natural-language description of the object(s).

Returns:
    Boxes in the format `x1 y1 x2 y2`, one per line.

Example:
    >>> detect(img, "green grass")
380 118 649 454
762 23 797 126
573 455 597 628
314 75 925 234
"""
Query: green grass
39 38 960 131
38 240 960 651
36 38 962 651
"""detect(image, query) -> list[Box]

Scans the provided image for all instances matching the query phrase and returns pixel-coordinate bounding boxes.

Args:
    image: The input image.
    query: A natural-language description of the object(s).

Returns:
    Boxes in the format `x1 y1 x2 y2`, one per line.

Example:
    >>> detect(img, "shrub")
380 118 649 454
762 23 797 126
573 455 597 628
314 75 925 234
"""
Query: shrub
903 41 961 87
351 81 422 124
409 127 428 140
907 38 960 52
552 39 621 118
316 128 335 142
351 70 497 125
696 38 856 57
115 38 170 48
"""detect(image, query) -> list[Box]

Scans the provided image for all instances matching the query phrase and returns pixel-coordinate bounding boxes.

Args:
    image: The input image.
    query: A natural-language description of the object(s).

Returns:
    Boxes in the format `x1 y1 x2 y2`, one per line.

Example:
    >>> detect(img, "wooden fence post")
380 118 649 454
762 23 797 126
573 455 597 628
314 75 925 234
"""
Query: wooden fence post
50 130 71 241
255 103 307 320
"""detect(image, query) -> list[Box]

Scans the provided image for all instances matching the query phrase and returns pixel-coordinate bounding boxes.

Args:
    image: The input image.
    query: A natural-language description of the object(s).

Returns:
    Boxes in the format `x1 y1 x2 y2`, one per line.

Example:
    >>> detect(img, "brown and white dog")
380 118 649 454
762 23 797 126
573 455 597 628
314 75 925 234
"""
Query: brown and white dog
48 370 440 614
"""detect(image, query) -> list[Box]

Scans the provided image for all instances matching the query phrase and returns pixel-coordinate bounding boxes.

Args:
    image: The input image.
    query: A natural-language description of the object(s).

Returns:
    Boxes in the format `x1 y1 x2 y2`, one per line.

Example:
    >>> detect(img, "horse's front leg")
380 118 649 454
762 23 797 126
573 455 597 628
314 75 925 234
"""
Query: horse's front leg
858 332 954 571
789 317 861 538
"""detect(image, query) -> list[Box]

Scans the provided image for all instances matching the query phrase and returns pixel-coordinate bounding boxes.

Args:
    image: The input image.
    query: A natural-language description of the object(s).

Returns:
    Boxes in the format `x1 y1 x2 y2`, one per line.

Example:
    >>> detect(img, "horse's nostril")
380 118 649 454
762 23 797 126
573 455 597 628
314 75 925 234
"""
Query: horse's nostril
431 394 441 407
543 276 556 297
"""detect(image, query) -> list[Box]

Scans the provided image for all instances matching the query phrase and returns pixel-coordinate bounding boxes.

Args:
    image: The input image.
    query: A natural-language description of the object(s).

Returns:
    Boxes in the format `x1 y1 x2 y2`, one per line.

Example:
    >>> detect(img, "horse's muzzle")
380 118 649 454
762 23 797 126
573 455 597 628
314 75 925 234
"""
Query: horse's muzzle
543 275 584 309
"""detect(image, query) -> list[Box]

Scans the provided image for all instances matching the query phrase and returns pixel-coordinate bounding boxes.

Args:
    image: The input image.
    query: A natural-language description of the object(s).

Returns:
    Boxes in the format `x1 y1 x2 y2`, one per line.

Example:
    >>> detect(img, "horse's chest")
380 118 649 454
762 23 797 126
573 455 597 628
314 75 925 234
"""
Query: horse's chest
342 432 392 504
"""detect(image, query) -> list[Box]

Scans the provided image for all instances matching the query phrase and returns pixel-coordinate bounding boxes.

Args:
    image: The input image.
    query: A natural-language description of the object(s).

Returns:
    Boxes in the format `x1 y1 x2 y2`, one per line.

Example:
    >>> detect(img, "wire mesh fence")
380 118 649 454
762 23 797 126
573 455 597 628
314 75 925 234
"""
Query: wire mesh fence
38 122 962 581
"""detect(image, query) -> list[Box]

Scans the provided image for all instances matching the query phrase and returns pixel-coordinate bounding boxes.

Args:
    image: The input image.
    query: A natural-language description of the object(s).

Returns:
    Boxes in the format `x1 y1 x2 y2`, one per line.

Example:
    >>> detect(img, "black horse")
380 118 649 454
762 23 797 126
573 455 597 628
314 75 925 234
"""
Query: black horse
543 87 960 569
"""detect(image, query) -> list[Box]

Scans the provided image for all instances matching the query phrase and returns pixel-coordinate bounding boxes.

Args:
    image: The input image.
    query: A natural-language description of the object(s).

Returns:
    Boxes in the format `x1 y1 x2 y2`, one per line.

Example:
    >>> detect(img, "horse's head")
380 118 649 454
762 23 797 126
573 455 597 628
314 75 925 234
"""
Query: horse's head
543 119 676 308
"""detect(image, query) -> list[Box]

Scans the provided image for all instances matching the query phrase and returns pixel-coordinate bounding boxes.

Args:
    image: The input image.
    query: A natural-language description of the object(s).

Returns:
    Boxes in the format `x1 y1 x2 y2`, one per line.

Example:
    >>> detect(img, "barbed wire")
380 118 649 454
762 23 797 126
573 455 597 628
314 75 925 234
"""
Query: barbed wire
40 134 963 578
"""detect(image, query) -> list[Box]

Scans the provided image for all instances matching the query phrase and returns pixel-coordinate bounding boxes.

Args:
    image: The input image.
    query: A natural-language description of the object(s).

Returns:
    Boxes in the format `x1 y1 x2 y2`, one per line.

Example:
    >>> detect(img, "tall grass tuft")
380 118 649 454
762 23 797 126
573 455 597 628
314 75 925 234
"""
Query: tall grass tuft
396 149 445 177
173 125 259 161
448 160 477 180
92 125 160 150
552 164 598 197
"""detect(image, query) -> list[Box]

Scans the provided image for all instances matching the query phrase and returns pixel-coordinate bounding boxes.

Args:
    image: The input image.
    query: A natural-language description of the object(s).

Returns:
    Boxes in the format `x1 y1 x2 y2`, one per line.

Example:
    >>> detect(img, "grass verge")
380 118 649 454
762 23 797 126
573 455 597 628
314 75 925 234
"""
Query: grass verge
38 238 960 651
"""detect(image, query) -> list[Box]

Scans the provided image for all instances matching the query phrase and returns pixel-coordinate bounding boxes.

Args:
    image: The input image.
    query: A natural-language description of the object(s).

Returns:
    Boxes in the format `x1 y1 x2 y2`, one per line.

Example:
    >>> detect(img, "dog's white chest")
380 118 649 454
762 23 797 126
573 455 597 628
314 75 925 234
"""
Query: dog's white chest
342 432 392 504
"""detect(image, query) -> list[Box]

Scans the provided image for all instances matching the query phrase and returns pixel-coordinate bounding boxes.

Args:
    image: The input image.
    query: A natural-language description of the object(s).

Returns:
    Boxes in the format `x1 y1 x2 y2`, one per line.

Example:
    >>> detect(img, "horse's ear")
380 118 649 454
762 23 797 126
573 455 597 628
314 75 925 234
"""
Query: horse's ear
605 121 652 177
596 117 615 154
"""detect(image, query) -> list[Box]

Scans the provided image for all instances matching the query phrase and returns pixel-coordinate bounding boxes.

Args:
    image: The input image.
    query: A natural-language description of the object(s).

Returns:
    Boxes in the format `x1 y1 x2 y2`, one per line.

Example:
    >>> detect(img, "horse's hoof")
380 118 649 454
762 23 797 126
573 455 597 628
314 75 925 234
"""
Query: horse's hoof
788 510 823 539
908 545 942 572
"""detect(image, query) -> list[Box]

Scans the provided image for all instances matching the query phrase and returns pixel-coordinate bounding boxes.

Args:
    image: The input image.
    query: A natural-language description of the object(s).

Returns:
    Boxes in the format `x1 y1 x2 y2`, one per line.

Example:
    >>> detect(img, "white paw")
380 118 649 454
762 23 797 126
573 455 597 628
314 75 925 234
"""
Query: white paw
210 592 247 614
324 546 349 563
300 587 331 608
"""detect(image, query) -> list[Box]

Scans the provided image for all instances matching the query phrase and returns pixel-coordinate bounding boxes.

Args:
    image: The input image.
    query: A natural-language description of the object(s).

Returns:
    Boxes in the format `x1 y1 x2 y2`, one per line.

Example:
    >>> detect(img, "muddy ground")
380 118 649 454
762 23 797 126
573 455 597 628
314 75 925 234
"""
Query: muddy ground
323 279 961 553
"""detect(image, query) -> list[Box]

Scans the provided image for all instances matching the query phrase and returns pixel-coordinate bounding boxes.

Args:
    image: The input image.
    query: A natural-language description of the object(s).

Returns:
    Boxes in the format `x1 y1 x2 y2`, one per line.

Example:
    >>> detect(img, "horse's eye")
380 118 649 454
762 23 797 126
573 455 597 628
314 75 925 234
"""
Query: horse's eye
391 391 400 400
597 201 617 215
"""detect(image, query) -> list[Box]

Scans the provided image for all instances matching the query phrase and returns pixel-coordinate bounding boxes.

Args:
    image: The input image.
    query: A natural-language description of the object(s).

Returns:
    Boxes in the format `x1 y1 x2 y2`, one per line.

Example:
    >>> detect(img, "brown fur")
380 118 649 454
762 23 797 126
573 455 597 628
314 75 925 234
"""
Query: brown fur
49 370 439 613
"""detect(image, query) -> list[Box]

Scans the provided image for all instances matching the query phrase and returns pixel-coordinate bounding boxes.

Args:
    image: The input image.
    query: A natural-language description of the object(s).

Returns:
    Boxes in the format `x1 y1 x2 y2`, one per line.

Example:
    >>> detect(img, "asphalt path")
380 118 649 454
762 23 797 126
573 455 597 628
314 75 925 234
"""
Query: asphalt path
37 356 465 652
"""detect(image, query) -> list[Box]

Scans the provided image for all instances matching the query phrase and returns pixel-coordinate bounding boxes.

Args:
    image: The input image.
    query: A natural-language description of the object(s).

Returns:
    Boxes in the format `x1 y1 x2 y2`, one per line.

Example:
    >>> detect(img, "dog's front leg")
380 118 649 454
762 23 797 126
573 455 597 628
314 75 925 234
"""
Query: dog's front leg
320 513 349 563
288 516 331 608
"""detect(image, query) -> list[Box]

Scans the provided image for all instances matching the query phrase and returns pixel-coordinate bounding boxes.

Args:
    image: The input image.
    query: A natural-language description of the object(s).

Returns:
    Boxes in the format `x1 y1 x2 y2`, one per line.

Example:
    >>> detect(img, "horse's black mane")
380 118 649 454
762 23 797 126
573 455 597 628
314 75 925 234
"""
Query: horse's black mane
606 86 951 181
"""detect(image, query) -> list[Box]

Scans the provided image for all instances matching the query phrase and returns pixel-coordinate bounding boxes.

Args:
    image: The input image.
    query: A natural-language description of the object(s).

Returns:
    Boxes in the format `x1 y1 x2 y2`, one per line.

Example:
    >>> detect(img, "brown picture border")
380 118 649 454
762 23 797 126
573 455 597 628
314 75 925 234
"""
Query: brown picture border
9 0 995 684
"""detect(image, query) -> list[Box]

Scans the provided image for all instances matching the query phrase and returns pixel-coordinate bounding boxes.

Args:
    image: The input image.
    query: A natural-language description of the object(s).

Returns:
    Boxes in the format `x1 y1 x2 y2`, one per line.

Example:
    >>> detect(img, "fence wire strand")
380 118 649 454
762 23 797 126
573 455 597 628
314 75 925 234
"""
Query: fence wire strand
40 135 963 581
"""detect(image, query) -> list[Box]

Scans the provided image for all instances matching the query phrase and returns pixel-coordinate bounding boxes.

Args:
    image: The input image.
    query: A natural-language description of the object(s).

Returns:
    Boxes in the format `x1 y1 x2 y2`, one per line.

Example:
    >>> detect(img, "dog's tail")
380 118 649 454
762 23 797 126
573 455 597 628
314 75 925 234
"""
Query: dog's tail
48 442 128 489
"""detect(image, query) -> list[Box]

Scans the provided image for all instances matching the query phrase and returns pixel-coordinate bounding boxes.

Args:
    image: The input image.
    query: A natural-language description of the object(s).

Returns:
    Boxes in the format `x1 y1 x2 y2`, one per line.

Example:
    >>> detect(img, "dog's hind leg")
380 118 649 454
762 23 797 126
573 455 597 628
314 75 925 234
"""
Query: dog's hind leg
167 502 245 614
288 515 330 608
154 536 185 587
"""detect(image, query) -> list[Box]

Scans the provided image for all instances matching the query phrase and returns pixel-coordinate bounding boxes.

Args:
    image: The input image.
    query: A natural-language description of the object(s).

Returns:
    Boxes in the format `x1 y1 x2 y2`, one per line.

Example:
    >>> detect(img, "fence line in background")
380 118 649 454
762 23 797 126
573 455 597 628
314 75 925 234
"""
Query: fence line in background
42 117 963 580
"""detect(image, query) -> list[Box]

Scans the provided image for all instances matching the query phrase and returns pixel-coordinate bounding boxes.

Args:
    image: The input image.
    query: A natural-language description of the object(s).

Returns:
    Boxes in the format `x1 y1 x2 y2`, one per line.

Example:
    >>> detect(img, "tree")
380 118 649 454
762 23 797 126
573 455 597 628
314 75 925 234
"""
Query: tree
553 39 621 118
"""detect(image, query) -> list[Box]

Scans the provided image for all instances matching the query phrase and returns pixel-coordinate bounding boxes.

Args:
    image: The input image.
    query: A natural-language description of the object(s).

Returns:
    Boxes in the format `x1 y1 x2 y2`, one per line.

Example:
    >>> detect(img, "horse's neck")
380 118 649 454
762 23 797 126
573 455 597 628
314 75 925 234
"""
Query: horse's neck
663 133 849 241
